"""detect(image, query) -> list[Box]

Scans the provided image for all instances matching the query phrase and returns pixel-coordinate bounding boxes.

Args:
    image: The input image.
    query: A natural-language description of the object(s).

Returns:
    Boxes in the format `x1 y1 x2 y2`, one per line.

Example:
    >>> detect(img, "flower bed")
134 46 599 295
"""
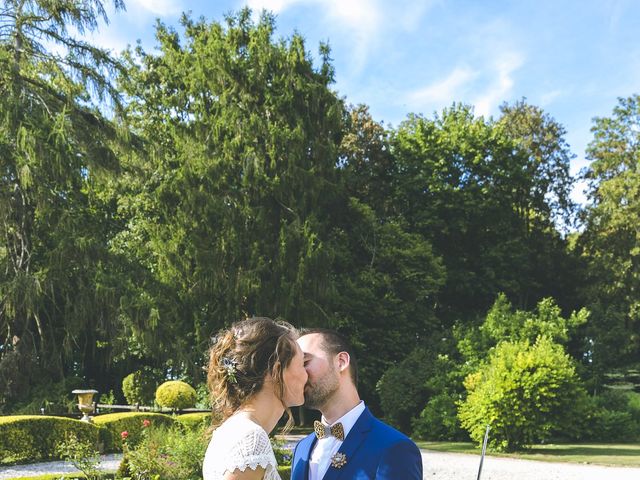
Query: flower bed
92 412 175 452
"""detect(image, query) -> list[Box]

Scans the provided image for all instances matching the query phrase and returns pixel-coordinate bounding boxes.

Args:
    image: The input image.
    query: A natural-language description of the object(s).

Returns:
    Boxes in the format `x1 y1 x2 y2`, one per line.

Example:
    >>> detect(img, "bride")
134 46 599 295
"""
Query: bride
203 317 308 480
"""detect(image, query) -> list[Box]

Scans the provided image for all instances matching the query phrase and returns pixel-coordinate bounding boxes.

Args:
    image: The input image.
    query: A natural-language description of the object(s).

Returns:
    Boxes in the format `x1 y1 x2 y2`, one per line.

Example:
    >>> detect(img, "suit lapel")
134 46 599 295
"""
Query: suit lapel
292 433 317 480
321 408 374 480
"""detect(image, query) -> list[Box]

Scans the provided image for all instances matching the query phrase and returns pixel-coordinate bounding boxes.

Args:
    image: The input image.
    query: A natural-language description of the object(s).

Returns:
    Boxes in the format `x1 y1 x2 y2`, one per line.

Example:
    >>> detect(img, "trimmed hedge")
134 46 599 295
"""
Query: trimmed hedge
175 412 212 431
93 412 175 452
155 381 197 409
0 416 104 465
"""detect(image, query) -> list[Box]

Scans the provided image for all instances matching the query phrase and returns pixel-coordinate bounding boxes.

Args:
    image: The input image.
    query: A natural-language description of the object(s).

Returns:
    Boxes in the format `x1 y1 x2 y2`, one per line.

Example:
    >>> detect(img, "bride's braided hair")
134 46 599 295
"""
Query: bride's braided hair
207 317 298 427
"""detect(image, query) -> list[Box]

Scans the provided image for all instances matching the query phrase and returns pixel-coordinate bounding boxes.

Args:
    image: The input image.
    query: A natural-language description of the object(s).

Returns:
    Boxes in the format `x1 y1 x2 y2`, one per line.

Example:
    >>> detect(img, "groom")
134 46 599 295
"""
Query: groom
291 329 423 480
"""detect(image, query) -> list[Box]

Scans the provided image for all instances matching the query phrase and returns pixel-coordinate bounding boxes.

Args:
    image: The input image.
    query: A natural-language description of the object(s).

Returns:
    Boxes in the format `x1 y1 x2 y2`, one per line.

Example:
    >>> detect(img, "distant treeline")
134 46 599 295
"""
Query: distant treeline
1 3 639 446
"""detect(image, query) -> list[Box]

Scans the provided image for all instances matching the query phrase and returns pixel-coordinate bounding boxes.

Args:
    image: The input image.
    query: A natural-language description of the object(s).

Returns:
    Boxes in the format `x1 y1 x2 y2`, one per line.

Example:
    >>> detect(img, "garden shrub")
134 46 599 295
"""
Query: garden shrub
195 382 211 409
377 345 465 436
580 390 640 442
121 368 161 406
56 433 102 480
93 412 175 452
412 392 467 441
0 415 103 464
458 336 588 451
176 412 213 431
125 422 207 479
155 380 197 410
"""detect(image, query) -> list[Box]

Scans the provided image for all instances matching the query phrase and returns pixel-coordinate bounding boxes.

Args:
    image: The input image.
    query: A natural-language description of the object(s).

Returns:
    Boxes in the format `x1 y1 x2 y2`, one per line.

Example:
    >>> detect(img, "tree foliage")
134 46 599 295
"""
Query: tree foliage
111 9 346 377
0 0 127 406
389 102 579 323
579 94 640 376
458 336 588 451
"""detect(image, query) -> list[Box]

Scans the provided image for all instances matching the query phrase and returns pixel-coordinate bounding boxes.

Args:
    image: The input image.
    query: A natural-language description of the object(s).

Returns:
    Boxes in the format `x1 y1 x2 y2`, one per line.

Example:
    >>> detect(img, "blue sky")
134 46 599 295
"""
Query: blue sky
89 0 640 203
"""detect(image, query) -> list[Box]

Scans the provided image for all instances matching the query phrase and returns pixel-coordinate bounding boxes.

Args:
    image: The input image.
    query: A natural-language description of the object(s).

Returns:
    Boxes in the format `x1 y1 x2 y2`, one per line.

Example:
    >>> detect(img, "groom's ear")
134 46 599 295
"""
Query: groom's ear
336 351 350 373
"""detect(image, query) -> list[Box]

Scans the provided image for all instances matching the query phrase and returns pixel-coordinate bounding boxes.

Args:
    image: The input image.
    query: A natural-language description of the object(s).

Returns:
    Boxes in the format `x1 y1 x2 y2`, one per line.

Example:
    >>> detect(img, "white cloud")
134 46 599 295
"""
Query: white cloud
246 0 303 13
392 0 440 31
473 51 524 117
539 89 563 107
246 0 434 75
408 66 477 106
128 0 183 17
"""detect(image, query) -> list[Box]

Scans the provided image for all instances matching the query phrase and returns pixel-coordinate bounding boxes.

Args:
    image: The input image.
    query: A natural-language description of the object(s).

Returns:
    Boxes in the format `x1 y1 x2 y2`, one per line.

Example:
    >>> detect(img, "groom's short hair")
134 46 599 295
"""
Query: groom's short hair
300 328 358 387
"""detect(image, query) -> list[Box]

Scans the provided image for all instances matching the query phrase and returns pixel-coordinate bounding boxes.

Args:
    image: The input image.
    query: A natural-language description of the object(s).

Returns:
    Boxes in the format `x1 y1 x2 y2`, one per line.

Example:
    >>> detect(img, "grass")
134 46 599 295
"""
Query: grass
416 441 640 467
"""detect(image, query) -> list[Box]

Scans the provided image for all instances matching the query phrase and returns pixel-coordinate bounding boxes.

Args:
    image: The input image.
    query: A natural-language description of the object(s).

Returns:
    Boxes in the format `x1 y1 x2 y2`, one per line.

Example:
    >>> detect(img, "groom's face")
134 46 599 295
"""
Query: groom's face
298 333 340 410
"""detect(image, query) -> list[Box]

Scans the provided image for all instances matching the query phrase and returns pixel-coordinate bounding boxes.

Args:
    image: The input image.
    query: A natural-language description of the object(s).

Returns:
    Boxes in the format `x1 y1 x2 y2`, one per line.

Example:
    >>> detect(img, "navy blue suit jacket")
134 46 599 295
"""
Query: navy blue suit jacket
291 407 423 480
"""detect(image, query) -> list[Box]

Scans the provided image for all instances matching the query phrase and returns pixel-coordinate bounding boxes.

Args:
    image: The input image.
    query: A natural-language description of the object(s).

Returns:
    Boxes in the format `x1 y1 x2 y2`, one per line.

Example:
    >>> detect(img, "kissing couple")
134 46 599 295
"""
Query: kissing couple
202 317 422 480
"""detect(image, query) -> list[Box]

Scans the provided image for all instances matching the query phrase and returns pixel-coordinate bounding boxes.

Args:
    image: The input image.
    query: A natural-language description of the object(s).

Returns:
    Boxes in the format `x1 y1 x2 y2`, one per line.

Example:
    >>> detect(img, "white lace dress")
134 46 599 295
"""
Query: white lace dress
202 414 281 480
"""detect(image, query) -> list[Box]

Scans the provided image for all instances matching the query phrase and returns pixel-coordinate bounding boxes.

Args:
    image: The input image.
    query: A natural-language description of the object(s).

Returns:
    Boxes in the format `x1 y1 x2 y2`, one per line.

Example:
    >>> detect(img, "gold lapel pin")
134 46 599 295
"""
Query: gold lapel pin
330 452 347 469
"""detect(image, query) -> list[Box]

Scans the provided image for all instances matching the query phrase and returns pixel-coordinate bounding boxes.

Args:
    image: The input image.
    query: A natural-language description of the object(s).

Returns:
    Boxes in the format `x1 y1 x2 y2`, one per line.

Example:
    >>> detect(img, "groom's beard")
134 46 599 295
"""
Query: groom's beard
304 370 339 410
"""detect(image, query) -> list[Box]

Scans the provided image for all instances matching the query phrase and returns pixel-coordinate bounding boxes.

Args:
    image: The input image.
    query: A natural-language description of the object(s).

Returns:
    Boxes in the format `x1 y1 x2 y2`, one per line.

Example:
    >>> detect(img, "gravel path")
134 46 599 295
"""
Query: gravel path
0 454 121 479
2 449 640 479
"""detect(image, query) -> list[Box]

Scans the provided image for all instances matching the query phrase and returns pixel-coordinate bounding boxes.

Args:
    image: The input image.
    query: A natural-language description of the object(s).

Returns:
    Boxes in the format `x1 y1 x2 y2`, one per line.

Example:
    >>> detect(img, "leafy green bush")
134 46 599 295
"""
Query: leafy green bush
377 345 466 436
155 381 197 410
56 433 102 480
93 412 175 452
195 382 211 409
125 422 207 479
121 369 161 406
0 416 104 464
272 437 292 467
580 390 640 442
176 412 213 431
458 336 588 451
412 392 467 441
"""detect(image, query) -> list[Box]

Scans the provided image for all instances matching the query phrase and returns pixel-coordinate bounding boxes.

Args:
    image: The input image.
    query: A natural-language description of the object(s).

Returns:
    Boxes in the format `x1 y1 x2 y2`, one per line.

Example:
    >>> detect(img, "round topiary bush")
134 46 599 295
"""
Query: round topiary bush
122 369 159 406
155 381 197 410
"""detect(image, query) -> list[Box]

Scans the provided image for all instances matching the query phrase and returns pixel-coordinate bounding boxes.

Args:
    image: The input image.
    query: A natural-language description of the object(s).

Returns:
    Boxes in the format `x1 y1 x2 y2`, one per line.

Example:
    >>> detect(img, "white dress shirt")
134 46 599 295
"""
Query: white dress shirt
308 401 366 480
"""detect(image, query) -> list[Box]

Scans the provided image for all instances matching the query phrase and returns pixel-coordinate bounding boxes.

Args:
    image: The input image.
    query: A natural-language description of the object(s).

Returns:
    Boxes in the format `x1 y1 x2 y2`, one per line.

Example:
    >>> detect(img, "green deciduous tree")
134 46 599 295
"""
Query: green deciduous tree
579 94 640 379
389 102 580 324
458 335 588 451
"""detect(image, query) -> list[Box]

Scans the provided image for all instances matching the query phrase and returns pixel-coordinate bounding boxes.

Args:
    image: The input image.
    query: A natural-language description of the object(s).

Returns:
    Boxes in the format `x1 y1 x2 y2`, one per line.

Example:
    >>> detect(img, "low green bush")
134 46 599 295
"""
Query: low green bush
0 415 103 465
155 381 197 410
579 390 640 442
93 412 175 452
412 392 467 441
176 412 213 431
124 422 207 479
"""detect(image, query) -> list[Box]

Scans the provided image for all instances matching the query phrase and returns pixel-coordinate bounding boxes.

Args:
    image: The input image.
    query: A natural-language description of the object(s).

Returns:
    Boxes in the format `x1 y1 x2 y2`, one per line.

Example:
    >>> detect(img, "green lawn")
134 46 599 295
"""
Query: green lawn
416 441 640 467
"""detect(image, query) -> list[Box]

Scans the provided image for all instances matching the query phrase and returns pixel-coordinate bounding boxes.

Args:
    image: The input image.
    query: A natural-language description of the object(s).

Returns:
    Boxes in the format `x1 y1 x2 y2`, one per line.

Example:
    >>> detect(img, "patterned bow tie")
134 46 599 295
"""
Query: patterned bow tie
314 420 345 441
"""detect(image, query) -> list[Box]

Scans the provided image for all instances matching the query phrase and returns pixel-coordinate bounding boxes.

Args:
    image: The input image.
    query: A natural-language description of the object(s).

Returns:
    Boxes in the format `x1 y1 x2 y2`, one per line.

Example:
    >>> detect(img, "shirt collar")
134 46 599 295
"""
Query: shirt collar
321 400 365 440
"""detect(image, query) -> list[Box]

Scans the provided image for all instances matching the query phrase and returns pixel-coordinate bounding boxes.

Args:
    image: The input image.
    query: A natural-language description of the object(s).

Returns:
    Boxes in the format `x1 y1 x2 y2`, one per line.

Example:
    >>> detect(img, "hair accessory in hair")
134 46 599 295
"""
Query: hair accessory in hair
221 356 238 384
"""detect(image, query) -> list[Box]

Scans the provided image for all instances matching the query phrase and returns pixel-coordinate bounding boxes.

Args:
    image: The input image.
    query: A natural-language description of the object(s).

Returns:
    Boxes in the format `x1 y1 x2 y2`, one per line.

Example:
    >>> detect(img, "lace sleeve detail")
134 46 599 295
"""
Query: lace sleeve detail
223 426 277 473
202 416 281 480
